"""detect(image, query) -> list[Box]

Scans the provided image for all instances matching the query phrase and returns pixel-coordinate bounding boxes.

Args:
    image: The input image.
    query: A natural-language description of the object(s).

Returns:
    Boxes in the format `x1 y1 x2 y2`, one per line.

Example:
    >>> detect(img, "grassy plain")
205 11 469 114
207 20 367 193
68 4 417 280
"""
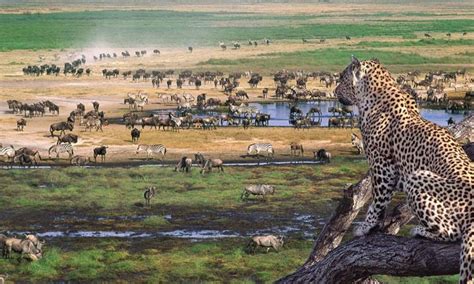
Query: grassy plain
0 2 471 283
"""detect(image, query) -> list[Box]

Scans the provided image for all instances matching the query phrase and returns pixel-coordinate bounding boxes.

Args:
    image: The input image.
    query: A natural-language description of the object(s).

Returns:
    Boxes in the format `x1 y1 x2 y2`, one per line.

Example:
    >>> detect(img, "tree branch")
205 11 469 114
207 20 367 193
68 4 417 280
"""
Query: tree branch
278 173 459 283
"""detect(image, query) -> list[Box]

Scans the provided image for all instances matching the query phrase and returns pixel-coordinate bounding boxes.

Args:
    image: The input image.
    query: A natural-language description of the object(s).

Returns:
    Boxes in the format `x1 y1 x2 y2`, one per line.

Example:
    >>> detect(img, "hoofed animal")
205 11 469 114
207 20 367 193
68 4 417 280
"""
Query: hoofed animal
290 142 304 156
143 186 156 207
50 121 74 136
335 57 473 282
200 158 224 174
246 235 284 253
131 128 141 143
136 144 166 161
70 155 90 166
241 184 275 201
313 149 331 163
93 146 108 162
175 156 192 172
16 118 26 131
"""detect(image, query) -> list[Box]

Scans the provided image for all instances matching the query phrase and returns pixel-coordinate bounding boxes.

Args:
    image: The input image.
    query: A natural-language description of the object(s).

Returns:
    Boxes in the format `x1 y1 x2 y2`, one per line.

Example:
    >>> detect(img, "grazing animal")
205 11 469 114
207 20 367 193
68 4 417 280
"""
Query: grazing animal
241 184 275 201
48 143 74 159
143 186 156 207
350 133 364 155
314 149 331 163
13 153 35 167
131 128 141 143
290 142 304 156
200 158 224 174
247 143 274 160
93 146 108 162
335 57 473 282
92 101 100 112
70 155 90 166
0 145 15 163
175 156 192 172
136 144 166 161
50 121 74 136
2 235 43 261
16 118 26 131
14 147 40 164
246 235 284 253
57 133 78 145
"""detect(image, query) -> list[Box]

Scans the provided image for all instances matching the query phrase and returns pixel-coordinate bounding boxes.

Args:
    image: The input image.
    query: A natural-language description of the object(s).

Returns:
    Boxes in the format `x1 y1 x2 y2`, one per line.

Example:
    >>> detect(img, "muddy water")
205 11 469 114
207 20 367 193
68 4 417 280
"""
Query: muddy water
7 214 324 240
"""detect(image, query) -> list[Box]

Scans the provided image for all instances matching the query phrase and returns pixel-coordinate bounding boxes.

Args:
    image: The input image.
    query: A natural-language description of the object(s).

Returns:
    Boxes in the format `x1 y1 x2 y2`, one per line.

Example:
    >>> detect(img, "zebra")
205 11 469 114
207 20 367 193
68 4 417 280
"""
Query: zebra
0 145 15 163
247 143 274 160
136 144 166 161
351 133 364 155
48 143 74 159
143 186 156 207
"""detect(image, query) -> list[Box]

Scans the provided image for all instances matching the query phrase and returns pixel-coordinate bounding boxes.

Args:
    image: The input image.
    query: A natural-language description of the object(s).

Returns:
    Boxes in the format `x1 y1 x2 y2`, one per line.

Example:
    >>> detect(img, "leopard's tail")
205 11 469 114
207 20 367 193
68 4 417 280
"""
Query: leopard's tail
460 224 474 284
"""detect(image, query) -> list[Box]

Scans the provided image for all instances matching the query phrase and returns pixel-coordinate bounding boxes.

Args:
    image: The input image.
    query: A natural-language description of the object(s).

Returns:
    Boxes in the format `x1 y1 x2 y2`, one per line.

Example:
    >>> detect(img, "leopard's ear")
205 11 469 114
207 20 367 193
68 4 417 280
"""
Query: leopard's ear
351 55 361 81
351 55 360 67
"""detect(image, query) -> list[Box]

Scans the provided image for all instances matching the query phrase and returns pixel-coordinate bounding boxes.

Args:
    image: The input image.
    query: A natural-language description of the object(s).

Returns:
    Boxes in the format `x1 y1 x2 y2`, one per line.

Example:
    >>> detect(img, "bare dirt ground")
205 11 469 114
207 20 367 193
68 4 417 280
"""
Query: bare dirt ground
0 38 472 166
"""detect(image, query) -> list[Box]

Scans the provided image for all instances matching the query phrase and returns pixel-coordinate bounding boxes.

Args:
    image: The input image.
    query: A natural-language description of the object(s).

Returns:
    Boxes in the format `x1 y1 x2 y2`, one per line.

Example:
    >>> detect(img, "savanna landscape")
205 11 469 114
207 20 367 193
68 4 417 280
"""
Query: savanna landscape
0 0 473 283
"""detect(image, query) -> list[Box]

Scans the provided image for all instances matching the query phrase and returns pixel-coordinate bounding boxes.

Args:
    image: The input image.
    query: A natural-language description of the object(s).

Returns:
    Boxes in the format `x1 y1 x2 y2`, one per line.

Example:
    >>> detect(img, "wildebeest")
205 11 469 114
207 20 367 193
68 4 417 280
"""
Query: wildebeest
246 235 284 253
200 158 224 174
131 128 141 143
57 133 78 145
13 153 35 168
50 121 74 136
143 186 156 207
290 142 304 156
92 101 100 112
14 147 40 165
16 118 26 131
175 156 192 172
241 184 275 201
93 146 108 162
314 149 331 163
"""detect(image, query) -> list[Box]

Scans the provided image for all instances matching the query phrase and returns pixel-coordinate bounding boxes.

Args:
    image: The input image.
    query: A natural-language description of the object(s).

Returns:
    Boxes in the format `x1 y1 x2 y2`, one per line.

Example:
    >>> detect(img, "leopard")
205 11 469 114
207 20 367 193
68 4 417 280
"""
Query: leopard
334 56 473 283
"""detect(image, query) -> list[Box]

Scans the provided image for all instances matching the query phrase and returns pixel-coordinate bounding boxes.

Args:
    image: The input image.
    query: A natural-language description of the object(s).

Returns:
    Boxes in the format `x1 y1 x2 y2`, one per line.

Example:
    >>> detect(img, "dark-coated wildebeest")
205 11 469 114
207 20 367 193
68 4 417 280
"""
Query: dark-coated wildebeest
57 133 78 145
188 46 193 53
93 146 108 162
174 156 192 172
50 122 74 137
17 118 26 131
14 147 40 165
167 79 172 88
131 128 140 143
314 149 331 163
92 101 100 112
13 153 35 168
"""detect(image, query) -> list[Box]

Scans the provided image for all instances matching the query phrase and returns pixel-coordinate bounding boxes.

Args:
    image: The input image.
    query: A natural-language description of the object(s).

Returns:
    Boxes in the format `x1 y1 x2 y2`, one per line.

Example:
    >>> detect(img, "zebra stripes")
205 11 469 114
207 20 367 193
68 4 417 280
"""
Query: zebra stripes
136 144 167 160
247 143 274 158
49 143 74 159
0 146 15 161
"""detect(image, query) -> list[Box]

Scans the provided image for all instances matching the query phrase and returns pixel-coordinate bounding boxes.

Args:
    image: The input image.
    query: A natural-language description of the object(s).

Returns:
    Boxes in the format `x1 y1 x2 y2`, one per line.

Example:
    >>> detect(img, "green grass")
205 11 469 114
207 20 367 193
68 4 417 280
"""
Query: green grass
0 10 472 51
357 38 474 48
198 48 474 73
0 161 459 282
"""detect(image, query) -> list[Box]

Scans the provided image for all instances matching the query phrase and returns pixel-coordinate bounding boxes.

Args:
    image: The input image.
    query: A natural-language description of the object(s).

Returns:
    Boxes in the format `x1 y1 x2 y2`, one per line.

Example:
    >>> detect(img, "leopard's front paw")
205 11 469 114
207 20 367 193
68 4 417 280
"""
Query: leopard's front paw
353 222 373 237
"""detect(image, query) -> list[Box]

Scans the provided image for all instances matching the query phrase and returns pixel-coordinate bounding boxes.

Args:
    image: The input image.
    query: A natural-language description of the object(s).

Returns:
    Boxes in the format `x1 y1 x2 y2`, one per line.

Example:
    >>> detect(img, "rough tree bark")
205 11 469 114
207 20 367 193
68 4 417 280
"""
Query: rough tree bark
278 173 460 283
